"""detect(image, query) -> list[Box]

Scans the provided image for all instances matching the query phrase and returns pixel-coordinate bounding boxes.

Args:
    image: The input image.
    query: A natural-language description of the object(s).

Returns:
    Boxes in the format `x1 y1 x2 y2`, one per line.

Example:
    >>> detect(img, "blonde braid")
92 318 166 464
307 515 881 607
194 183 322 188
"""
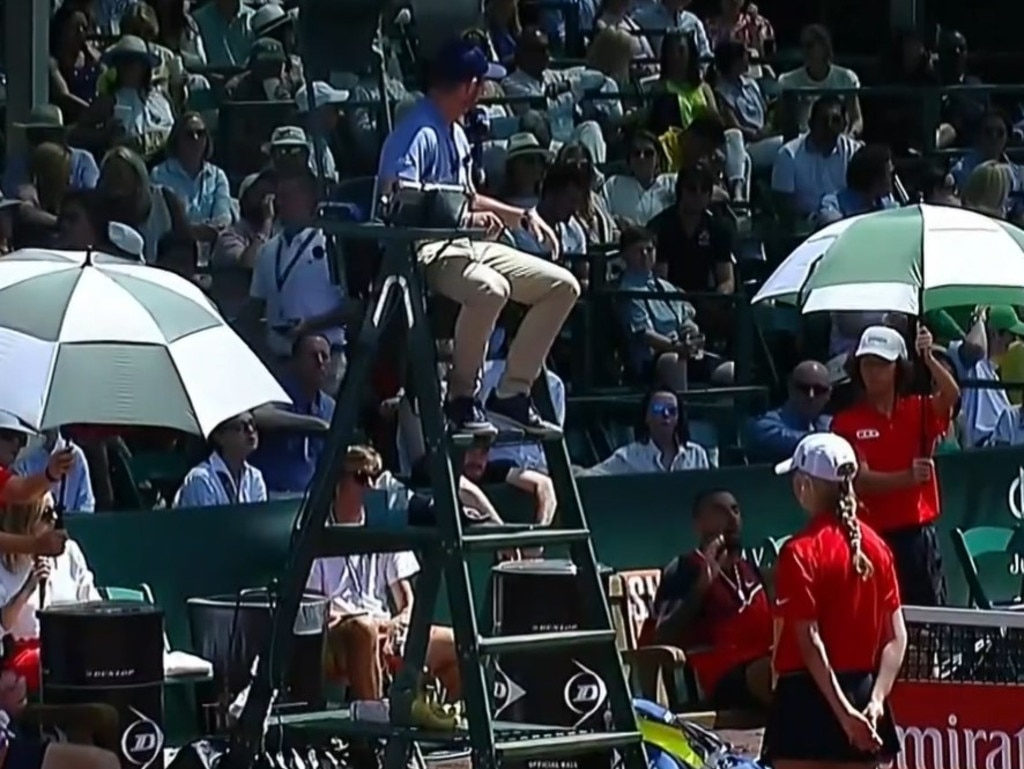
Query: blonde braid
836 463 873 580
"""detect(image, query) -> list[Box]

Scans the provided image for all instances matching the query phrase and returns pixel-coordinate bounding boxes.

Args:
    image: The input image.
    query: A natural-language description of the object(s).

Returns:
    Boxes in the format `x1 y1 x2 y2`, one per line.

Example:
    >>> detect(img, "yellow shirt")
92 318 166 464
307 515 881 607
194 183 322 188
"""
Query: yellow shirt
994 341 1024 405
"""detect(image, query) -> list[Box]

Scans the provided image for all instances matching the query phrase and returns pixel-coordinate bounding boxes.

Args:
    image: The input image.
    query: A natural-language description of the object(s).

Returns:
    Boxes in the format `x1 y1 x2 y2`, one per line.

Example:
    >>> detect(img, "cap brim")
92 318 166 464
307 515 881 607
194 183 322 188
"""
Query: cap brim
255 15 291 35
856 348 901 362
484 62 507 80
773 458 795 475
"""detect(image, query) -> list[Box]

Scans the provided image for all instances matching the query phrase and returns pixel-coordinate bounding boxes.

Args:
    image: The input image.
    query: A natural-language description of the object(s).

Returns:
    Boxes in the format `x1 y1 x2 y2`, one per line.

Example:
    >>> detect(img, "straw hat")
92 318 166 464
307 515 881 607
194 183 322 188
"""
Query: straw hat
102 35 161 68
505 132 552 163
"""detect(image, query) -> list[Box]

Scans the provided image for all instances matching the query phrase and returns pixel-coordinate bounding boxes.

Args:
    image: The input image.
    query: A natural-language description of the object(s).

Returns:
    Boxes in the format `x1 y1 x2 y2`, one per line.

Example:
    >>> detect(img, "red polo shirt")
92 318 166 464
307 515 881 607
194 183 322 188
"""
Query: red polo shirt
0 466 10 500
773 513 901 676
652 553 773 697
831 394 949 533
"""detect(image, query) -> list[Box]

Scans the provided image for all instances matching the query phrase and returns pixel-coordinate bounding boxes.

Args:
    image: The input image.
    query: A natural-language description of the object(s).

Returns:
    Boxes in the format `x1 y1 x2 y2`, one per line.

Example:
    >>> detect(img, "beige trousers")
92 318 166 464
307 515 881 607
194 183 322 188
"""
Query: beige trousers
418 239 580 398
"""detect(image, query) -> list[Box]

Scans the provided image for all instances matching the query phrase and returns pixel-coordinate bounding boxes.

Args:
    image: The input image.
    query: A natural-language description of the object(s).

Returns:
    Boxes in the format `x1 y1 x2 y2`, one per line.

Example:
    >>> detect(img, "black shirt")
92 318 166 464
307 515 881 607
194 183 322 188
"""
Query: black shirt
649 207 735 293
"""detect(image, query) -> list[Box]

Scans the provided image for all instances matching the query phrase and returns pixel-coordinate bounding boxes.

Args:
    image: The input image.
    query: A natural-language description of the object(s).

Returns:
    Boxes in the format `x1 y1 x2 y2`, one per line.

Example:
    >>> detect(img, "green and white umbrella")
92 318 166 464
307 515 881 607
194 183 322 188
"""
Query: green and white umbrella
0 249 290 436
752 205 1024 314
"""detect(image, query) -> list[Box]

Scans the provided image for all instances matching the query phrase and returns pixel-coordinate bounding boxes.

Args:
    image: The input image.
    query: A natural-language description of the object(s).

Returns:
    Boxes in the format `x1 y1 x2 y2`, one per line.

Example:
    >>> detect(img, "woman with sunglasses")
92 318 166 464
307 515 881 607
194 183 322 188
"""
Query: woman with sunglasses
151 112 232 249
175 412 267 508
0 493 101 693
582 389 711 475
600 130 675 225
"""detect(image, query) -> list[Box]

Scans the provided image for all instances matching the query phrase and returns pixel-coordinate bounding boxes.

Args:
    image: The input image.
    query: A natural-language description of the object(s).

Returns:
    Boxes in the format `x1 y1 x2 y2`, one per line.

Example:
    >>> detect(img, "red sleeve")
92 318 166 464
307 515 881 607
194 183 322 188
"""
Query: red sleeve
0 466 11 501
879 548 902 613
774 544 817 621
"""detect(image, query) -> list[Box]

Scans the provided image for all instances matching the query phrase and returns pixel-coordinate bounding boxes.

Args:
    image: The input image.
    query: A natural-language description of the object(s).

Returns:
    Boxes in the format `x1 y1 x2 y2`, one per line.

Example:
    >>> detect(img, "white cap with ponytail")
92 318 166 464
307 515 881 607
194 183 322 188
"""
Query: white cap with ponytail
774 433 858 481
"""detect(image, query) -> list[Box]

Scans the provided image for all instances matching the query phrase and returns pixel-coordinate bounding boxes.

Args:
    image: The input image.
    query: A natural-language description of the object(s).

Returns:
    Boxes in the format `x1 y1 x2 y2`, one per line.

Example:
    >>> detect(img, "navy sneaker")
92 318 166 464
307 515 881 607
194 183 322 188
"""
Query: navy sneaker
445 397 498 437
486 393 562 436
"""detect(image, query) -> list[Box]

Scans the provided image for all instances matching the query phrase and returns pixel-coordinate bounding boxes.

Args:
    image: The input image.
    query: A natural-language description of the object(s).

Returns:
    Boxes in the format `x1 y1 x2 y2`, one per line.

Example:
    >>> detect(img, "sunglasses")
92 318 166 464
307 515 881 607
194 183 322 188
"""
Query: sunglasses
185 128 207 141
651 403 678 418
794 382 830 398
631 147 656 159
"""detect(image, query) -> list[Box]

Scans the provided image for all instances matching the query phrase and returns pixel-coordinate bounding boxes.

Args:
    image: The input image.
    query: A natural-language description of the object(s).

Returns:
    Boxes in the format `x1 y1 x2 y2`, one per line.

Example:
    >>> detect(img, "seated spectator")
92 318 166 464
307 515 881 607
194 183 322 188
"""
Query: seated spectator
772 96 861 220
3 105 99 199
483 0 519 66
616 226 718 390
594 0 655 69
582 389 711 474
498 133 551 208
193 0 254 68
212 171 275 321
247 167 347 387
0 493 101 693
116 2 189 106
778 24 862 137
14 431 94 514
648 33 719 136
937 30 988 148
704 0 775 61
501 27 620 137
631 0 710 60
649 164 736 295
263 126 313 176
15 142 71 246
713 40 782 169
512 163 588 257
586 27 635 89
175 412 267 506
251 4 303 94
48 5 103 123
745 360 832 463
554 143 618 245
951 110 1022 201
962 161 1014 219
295 81 350 183
651 489 772 709
251 333 336 496
601 130 675 226
816 143 897 226
308 446 460 700
950 306 1014 448
98 146 191 264
225 38 292 101
102 35 176 158
151 0 208 70
0 197 22 255
151 112 233 248
919 162 960 207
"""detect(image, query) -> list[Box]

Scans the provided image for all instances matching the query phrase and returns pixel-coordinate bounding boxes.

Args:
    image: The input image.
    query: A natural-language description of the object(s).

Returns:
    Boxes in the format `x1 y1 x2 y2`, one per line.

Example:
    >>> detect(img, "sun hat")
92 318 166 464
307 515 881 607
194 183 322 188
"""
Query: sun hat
261 125 309 154
252 4 296 36
432 38 506 84
108 222 145 260
505 132 553 162
102 35 161 69
774 433 858 482
854 325 908 362
14 105 66 131
0 410 36 437
295 82 350 113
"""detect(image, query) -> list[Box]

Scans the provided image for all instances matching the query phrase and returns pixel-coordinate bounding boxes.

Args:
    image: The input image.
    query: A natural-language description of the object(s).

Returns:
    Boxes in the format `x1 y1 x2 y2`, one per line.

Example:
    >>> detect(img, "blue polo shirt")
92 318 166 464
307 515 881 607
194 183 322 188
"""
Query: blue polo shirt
377 98 473 187
817 188 898 225
250 380 336 493
744 403 832 464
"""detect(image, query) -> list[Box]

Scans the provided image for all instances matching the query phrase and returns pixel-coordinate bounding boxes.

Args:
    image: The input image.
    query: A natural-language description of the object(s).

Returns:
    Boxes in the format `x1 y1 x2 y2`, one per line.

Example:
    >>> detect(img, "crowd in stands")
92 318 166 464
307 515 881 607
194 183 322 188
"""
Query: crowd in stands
0 0 1022 522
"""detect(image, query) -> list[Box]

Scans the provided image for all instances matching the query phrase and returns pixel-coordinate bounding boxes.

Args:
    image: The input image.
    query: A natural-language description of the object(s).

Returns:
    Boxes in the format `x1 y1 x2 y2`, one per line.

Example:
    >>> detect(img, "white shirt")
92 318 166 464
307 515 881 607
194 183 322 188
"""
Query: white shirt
629 5 710 59
950 340 1012 448
992 405 1024 447
113 87 175 157
582 439 710 475
600 173 676 225
771 132 862 216
0 541 100 640
174 451 268 507
777 65 861 134
307 550 419 620
249 227 346 356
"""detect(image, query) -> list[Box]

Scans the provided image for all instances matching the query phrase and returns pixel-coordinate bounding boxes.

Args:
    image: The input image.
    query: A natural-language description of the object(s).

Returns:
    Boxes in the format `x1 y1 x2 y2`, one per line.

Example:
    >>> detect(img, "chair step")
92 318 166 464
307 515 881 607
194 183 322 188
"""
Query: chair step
494 731 642 760
462 528 591 550
450 426 562 449
315 525 439 556
478 629 615 655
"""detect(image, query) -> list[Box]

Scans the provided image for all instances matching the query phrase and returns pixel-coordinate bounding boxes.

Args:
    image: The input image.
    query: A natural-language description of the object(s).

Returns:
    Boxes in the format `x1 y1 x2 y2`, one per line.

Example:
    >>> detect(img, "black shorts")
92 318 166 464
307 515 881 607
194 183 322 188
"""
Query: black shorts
881 523 946 606
762 672 901 764
709 660 764 711
5 738 48 769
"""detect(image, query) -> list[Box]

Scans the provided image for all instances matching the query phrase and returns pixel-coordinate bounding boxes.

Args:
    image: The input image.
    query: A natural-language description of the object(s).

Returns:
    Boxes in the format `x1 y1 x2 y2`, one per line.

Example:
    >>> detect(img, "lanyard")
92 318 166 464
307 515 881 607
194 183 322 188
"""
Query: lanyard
696 550 751 606
341 555 371 594
274 230 319 292
214 469 241 504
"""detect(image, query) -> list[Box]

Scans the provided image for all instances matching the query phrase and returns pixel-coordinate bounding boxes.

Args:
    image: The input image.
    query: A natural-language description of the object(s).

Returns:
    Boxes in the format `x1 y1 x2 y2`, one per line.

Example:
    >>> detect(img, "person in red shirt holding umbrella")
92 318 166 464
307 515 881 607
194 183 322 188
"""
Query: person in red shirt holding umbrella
765 433 906 767
831 324 959 606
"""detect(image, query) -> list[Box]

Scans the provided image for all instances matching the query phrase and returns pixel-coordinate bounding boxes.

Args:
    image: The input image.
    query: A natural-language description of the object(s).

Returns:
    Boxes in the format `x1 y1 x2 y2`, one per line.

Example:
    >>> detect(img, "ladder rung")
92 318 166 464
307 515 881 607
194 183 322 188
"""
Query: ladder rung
495 731 642 759
462 528 591 550
478 629 615 654
449 427 563 449
315 525 439 556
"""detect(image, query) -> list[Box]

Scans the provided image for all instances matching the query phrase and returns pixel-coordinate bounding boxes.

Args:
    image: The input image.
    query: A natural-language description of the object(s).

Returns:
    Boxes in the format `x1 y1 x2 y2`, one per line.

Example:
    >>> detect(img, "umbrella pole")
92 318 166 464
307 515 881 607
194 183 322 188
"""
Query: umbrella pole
918 281 928 457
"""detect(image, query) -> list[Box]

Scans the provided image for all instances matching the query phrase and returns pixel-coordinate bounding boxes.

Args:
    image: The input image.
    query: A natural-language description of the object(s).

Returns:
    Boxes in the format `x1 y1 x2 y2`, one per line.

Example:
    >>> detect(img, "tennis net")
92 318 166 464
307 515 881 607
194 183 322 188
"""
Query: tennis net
901 605 1024 684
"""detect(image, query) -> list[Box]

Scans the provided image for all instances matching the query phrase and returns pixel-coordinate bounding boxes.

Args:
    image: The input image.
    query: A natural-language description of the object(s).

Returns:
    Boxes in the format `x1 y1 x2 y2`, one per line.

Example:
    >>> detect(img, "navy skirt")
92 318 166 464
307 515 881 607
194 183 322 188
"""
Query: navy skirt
762 671 901 764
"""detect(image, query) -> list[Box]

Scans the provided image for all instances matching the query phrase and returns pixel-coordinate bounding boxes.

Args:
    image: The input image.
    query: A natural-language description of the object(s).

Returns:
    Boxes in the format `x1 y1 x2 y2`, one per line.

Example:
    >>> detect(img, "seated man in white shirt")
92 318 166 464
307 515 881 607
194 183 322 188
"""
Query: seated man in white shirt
307 446 460 700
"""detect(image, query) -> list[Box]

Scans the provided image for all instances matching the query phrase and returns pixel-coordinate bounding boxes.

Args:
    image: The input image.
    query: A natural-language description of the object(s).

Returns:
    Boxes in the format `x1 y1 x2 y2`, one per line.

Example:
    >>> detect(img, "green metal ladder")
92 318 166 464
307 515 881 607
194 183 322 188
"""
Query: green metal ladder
230 224 645 769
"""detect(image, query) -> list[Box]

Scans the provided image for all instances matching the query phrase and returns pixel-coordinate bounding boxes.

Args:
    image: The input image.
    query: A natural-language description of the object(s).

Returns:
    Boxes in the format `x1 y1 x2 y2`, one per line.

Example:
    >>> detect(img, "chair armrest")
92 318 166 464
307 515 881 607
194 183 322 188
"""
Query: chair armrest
622 644 689 705
622 644 687 667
